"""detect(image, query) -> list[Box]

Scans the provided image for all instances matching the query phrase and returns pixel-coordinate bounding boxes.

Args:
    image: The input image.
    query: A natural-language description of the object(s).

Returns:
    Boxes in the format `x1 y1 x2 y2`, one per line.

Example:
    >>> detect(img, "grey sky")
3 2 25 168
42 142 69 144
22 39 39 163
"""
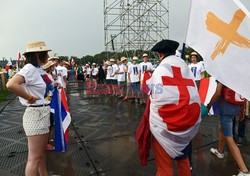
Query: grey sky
0 0 249 60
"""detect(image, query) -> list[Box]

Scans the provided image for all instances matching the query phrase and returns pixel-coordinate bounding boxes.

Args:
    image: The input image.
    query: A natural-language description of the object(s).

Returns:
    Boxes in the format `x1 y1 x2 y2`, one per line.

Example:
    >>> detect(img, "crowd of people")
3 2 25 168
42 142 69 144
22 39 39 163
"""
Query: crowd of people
4 39 249 176
73 42 249 176
74 53 156 104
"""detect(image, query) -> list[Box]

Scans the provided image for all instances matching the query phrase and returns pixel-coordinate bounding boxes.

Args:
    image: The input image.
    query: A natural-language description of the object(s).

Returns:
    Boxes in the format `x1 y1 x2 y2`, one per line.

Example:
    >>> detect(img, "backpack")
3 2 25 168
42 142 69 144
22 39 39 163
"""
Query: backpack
222 86 245 105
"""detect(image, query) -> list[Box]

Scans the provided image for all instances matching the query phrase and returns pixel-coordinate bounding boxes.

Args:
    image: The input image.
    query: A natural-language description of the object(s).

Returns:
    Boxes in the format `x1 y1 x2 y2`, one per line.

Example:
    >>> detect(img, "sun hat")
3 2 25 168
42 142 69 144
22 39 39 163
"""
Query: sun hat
105 61 111 65
92 63 96 65
133 56 138 61
110 58 115 62
24 41 51 54
48 56 59 61
121 57 127 62
190 52 198 57
42 61 55 70
142 53 149 58
63 61 70 65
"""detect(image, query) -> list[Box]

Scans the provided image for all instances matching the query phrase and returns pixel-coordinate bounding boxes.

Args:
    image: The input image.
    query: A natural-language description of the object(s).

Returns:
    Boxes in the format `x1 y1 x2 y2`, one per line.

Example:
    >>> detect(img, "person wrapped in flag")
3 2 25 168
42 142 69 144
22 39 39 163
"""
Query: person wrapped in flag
136 40 201 176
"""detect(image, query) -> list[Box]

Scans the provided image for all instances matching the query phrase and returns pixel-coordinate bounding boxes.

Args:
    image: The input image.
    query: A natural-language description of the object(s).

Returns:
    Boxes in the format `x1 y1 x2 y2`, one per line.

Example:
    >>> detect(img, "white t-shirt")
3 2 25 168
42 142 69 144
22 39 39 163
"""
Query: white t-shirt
139 62 153 81
56 65 68 88
111 64 119 80
117 64 126 82
92 68 99 76
17 64 47 106
188 62 205 81
125 62 132 82
86 68 92 75
128 64 140 83
106 66 113 79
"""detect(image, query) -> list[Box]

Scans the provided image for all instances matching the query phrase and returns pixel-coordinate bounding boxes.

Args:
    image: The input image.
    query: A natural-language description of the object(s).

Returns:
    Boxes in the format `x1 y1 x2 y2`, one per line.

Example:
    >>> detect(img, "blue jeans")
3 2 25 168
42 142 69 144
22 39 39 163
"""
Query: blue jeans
220 99 241 137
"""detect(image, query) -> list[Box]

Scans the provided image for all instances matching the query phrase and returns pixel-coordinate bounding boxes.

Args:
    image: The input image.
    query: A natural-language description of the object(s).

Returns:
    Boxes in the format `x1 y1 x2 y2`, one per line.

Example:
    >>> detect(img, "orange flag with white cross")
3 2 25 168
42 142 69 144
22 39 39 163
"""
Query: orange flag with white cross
186 0 250 100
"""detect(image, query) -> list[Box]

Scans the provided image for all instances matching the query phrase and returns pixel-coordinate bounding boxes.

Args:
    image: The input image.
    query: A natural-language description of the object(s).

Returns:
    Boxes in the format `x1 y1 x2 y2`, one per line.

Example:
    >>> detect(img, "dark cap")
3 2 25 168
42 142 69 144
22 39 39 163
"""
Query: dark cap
151 39 179 53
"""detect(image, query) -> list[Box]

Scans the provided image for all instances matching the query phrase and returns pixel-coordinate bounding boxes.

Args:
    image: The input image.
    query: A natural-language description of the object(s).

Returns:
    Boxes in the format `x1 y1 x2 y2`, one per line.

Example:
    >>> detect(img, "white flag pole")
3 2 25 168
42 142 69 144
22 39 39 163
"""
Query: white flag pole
184 0 193 44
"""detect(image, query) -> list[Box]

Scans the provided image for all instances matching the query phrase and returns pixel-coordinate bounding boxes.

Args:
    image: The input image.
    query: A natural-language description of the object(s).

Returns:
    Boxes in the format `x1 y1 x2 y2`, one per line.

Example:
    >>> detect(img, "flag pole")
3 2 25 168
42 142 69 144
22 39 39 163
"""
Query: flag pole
181 0 193 61
183 0 193 45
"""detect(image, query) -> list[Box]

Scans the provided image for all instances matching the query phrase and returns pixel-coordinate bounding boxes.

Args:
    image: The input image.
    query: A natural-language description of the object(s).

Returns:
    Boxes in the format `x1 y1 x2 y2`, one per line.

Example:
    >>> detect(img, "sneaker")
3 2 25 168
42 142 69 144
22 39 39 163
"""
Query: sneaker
210 148 224 159
237 137 244 147
233 171 250 176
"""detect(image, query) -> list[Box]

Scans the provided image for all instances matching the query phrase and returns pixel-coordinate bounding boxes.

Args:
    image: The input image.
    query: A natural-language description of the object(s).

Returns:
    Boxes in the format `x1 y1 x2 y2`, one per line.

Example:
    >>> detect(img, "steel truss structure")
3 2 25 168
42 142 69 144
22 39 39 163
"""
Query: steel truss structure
104 0 169 58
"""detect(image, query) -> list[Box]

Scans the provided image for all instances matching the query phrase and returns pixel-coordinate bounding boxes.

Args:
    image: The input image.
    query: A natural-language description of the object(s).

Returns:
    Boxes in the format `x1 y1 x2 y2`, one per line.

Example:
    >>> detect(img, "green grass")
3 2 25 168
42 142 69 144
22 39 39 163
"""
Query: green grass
0 90 10 102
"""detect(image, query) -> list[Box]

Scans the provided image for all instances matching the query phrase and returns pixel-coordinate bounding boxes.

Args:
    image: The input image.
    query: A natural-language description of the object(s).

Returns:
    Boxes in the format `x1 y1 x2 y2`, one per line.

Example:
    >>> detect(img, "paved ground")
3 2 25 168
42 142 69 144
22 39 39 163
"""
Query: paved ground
0 78 249 176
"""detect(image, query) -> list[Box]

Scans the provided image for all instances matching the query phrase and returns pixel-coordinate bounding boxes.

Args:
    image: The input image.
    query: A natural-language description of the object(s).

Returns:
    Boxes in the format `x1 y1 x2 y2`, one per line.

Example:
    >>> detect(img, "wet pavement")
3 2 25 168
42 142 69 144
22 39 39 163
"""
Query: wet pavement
0 78 249 176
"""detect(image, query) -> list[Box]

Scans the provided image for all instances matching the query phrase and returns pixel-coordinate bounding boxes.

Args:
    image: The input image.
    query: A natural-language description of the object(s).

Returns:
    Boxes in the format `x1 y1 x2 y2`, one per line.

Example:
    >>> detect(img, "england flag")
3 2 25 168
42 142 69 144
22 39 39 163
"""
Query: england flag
136 55 201 165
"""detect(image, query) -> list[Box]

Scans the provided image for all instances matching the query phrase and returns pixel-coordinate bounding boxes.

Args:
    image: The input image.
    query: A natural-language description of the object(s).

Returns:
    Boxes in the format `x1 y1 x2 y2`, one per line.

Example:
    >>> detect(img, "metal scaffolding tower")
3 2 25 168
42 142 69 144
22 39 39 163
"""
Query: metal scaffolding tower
104 0 169 58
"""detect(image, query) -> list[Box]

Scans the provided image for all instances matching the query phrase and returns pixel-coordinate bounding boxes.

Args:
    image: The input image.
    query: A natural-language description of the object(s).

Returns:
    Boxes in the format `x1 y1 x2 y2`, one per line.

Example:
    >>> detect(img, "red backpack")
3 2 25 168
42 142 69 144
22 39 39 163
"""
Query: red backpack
222 86 245 105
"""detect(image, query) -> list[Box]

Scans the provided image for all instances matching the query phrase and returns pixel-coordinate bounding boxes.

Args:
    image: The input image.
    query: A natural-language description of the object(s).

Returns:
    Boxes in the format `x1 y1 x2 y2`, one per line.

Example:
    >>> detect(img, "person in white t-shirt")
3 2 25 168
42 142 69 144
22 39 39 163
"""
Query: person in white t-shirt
6 41 52 175
91 63 99 89
104 61 113 94
122 57 132 100
115 58 126 98
139 53 153 104
110 58 119 96
188 52 205 88
56 59 68 89
86 64 92 80
49 56 59 81
128 57 141 103
42 60 60 151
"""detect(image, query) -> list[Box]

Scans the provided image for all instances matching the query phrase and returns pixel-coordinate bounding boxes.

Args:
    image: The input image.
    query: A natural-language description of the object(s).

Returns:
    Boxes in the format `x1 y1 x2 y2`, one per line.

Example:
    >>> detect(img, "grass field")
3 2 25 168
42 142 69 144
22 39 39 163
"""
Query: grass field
0 90 10 102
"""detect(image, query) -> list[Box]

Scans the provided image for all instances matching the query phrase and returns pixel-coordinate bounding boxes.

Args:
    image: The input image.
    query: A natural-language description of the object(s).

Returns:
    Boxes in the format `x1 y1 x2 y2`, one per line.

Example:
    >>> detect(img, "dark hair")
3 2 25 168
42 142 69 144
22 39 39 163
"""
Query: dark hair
24 51 48 67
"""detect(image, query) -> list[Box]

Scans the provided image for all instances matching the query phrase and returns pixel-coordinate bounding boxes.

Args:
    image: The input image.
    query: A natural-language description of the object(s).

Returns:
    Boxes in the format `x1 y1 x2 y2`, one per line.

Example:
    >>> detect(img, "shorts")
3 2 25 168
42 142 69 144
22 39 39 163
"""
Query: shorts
92 75 97 79
118 81 125 89
23 106 50 136
111 79 117 85
131 82 140 93
220 115 234 137
106 79 112 85
86 74 90 78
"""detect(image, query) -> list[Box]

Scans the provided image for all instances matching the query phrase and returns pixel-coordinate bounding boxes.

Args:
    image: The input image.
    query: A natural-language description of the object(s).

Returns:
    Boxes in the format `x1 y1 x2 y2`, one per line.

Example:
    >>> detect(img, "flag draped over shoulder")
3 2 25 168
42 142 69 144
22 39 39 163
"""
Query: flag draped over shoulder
50 88 71 152
136 56 202 165
186 0 250 100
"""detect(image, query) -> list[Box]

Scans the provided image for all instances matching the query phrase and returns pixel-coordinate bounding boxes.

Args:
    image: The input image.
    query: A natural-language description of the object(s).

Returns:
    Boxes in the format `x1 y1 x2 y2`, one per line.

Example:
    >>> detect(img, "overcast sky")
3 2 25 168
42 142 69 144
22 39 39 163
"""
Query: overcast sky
0 0 249 60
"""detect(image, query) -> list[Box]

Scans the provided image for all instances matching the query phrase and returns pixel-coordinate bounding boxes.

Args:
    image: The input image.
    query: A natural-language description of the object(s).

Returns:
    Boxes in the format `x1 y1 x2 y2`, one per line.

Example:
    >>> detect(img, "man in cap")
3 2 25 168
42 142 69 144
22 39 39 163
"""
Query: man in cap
139 53 153 104
188 52 205 88
138 40 201 176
